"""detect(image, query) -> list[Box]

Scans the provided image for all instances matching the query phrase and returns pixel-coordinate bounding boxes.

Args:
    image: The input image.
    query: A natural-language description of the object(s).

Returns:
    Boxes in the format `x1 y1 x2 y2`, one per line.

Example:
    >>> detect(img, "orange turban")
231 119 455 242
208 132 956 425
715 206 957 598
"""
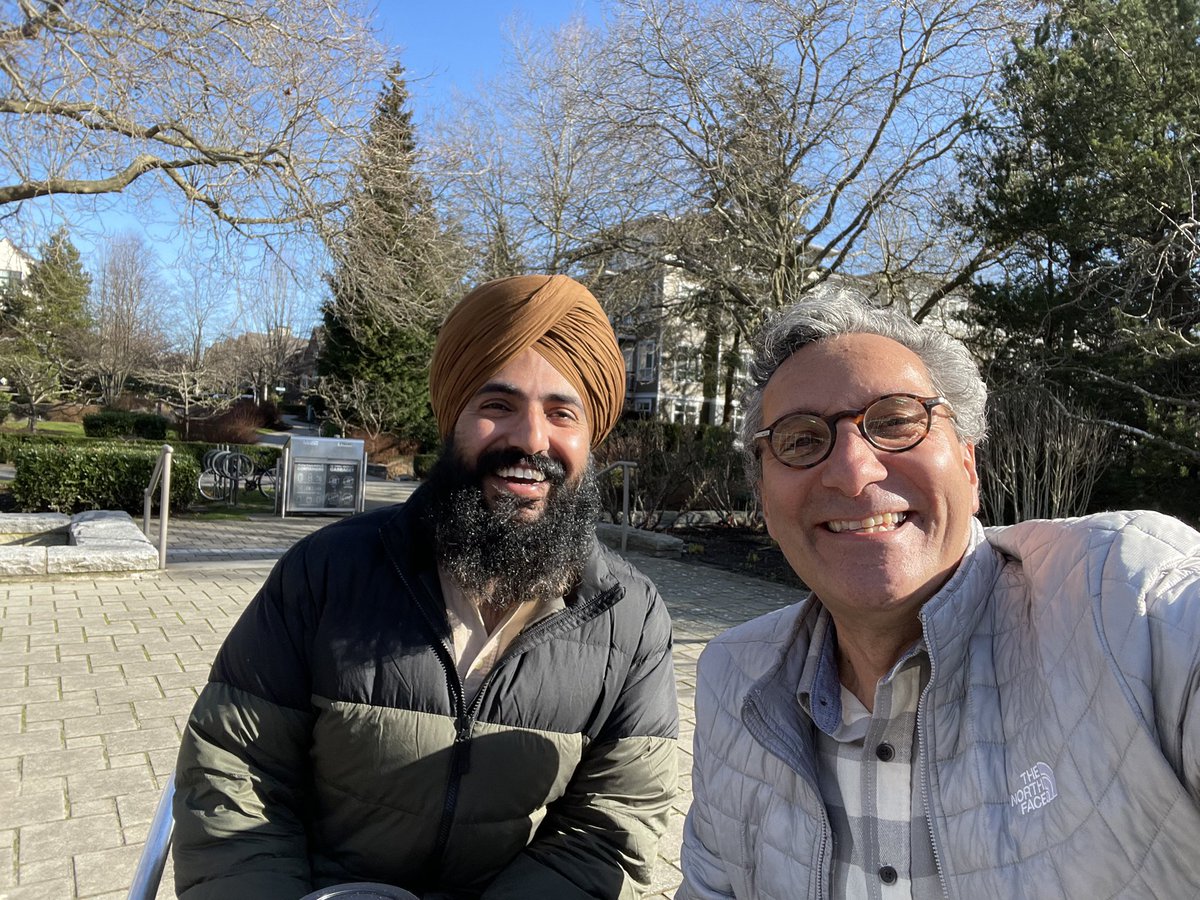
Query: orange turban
429 274 626 447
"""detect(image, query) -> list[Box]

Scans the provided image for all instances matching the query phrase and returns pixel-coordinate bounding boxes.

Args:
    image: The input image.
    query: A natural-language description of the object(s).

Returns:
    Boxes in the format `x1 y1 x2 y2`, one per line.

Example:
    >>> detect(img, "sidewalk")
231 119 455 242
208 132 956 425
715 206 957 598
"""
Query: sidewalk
0 483 805 899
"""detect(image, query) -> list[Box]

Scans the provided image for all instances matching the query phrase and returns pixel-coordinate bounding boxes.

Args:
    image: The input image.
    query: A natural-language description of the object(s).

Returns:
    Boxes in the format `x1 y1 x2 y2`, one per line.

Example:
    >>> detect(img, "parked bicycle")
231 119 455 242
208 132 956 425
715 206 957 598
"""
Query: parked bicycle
197 448 277 503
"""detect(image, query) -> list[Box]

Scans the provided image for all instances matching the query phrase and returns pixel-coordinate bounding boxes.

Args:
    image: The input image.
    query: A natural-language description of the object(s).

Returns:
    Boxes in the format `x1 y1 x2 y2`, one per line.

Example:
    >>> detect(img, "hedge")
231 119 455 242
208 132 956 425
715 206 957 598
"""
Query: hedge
0 432 280 470
10 444 200 514
82 411 169 440
0 432 94 462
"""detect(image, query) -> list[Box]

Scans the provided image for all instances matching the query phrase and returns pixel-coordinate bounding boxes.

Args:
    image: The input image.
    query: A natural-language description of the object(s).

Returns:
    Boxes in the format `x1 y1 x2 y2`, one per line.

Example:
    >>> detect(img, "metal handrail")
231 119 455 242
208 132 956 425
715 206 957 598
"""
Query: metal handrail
142 443 173 569
127 772 175 900
597 460 638 553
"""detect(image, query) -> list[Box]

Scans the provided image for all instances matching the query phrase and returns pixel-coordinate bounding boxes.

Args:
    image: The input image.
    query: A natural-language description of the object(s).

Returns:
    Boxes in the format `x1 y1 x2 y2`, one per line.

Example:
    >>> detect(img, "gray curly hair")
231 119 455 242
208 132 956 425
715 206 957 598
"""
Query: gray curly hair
740 293 987 481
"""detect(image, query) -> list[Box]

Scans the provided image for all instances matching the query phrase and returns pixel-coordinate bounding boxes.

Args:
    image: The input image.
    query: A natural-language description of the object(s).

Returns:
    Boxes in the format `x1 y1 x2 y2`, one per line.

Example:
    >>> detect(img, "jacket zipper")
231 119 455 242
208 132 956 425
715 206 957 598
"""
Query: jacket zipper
389 563 469 869
390 550 623 870
916 632 951 900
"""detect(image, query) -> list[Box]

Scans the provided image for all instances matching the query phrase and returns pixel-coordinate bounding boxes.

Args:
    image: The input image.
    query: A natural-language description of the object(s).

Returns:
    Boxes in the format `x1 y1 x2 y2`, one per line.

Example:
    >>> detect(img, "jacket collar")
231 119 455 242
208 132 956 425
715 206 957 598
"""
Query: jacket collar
918 517 1004 687
741 596 823 783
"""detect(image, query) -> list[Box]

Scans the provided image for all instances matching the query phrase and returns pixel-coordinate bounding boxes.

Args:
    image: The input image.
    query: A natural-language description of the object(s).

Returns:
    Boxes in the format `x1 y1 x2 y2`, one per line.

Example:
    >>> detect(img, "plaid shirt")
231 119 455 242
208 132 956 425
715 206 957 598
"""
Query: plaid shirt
797 608 941 899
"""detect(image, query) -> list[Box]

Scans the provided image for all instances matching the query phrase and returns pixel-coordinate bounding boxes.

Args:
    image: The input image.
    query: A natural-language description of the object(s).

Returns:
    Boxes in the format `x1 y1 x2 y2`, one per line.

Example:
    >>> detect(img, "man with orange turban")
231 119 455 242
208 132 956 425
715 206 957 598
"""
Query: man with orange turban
173 274 679 900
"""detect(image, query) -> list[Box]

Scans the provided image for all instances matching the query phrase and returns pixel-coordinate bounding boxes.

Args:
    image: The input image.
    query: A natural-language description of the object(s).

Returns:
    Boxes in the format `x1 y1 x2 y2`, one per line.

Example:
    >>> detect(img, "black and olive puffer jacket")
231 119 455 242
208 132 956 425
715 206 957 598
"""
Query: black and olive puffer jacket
172 485 679 900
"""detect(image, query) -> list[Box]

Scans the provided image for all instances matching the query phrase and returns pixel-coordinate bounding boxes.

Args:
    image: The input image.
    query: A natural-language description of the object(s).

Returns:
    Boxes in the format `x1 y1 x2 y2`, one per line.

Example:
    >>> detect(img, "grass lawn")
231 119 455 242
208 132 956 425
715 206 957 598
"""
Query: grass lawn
181 489 277 519
0 419 188 441
0 419 86 437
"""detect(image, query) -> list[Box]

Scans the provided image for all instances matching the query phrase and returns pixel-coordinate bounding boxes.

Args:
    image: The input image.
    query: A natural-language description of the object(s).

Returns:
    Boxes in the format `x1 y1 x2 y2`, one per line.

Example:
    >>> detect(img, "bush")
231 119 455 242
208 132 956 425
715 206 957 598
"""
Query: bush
257 400 288 431
82 411 168 440
185 403 262 444
413 453 438 478
0 432 94 462
341 427 419 464
11 443 199 514
594 420 754 529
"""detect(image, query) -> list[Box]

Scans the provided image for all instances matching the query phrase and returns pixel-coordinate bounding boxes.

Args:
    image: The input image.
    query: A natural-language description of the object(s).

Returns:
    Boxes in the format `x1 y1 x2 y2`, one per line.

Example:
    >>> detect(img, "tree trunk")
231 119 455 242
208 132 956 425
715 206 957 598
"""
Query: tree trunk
699 307 721 426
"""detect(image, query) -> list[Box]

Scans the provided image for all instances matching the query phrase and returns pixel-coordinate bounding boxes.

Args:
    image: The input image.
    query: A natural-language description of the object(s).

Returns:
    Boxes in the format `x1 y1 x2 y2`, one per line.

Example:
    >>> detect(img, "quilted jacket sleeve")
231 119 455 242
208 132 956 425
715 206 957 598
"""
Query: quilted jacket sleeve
171 548 319 900
481 584 680 899
990 511 1200 808
675 641 736 900
1120 512 1200 805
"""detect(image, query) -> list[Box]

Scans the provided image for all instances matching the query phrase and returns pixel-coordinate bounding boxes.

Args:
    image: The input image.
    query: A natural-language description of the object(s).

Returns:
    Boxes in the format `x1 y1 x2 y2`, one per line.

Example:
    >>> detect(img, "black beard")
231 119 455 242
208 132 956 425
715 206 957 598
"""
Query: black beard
424 440 601 613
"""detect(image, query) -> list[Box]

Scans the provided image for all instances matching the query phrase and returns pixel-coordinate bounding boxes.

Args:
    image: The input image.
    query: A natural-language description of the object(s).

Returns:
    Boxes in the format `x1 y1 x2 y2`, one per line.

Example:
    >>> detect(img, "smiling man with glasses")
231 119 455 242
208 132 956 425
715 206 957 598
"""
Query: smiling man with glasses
677 293 1200 900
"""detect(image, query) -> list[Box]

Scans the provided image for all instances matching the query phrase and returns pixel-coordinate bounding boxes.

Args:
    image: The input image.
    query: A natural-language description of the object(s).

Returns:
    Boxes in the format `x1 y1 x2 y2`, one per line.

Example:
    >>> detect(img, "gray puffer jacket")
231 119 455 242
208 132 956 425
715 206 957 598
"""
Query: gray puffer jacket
679 511 1200 899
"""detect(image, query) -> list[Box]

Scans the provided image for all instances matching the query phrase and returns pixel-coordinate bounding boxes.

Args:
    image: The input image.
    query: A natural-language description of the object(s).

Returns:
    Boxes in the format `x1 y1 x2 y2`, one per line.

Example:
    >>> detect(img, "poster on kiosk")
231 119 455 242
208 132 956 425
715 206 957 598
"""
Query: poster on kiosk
278 436 367 517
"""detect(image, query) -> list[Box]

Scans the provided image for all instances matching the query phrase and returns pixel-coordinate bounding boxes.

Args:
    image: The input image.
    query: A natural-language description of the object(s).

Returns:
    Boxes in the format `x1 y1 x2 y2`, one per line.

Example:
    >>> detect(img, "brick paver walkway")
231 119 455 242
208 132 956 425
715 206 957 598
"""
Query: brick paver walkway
0 486 804 899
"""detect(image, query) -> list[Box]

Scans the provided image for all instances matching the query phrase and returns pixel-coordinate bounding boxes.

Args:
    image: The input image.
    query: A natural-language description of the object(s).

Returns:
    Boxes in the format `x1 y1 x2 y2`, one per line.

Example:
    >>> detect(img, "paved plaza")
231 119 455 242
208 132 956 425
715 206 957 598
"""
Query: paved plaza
0 482 805 899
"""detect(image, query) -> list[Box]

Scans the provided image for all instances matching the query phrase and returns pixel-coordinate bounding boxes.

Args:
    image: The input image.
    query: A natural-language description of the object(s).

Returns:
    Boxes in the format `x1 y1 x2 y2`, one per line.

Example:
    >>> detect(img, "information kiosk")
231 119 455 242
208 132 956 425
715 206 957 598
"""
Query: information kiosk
278 436 367 517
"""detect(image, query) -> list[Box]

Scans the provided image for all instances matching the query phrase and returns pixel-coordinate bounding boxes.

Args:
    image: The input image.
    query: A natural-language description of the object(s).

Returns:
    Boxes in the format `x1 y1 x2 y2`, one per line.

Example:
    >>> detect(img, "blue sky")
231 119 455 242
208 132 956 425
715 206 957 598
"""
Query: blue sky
376 1 599 118
18 4 605 337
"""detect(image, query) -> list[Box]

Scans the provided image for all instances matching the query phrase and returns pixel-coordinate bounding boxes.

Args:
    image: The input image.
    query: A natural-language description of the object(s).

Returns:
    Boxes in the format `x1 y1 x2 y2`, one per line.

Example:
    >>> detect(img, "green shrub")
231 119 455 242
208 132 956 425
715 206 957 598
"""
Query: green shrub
82 411 168 440
0 432 94 462
11 444 199 514
413 453 438 478
594 420 754 528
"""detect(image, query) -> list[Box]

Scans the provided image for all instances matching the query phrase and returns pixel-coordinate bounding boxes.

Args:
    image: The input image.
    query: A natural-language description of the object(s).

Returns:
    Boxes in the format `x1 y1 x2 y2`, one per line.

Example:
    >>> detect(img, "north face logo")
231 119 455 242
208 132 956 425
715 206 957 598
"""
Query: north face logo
1010 762 1058 815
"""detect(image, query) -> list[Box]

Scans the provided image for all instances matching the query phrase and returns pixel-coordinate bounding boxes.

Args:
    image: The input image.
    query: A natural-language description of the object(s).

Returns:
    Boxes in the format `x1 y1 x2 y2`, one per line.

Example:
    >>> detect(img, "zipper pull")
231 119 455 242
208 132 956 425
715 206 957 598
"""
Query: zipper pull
451 729 472 776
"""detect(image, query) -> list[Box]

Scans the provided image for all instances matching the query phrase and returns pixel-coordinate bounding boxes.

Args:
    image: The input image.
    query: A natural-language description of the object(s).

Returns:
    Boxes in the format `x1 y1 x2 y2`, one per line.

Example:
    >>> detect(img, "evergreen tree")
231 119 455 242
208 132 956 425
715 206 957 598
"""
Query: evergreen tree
0 229 92 429
321 64 463 450
955 0 1200 520
13 228 91 336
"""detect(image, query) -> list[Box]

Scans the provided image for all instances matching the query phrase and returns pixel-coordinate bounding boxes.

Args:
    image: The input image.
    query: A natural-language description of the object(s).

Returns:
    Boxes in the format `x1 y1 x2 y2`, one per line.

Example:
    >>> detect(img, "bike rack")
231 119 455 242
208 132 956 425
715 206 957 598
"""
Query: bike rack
141 443 174 570
196 446 275 508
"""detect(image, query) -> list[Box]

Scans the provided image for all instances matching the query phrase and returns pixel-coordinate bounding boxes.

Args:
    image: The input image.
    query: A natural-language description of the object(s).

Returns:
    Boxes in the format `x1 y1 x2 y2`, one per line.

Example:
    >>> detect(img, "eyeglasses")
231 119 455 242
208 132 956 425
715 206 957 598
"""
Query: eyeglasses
753 393 953 469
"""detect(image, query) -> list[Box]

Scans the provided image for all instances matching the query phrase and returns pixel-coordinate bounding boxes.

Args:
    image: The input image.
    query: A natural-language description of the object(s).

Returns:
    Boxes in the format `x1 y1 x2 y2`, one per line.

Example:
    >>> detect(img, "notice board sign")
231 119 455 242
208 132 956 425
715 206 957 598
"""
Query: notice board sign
280 437 366 516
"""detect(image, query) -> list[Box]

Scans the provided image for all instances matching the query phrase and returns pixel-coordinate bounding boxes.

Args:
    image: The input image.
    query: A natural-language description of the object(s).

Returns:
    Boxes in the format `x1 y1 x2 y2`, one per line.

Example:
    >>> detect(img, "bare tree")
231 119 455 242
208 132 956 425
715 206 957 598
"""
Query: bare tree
435 0 1013 422
87 233 164 405
144 265 234 438
230 257 308 402
0 349 71 430
315 376 393 443
434 15 662 283
977 385 1112 525
597 0 1012 323
0 0 388 244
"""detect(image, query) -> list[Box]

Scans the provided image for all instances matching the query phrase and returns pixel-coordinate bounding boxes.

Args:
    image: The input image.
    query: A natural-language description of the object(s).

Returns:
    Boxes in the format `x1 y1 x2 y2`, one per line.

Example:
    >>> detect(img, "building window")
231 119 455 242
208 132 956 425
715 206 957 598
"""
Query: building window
636 340 657 381
634 398 653 416
729 405 744 431
0 269 22 297
670 345 704 382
